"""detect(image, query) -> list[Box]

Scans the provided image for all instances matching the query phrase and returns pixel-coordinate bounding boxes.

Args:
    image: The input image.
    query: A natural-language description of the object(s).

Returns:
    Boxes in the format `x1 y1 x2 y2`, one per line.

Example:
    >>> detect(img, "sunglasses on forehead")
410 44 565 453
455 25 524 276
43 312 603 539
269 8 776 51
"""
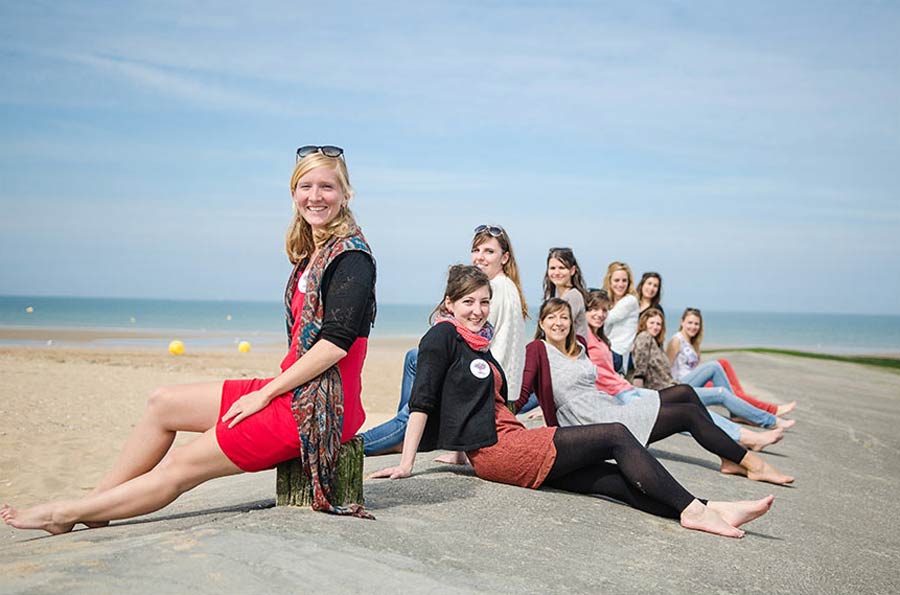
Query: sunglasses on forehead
548 247 574 254
474 224 506 237
296 145 344 161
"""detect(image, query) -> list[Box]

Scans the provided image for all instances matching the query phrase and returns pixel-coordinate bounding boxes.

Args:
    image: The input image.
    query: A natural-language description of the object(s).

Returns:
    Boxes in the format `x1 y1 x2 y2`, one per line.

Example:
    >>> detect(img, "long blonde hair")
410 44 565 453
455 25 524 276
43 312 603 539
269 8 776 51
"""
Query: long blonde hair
285 153 357 264
472 226 529 319
601 261 637 306
679 307 704 354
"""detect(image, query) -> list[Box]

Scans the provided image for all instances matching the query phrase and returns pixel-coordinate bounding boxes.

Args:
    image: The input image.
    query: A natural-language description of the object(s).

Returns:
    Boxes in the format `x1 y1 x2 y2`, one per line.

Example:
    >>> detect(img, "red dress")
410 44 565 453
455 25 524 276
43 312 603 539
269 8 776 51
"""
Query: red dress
466 365 557 489
216 281 368 472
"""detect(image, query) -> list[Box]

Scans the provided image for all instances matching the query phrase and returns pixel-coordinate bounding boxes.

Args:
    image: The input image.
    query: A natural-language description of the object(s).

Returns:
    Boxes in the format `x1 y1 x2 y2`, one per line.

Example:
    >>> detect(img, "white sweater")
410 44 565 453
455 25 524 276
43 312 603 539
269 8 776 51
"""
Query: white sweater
488 274 527 402
603 294 639 355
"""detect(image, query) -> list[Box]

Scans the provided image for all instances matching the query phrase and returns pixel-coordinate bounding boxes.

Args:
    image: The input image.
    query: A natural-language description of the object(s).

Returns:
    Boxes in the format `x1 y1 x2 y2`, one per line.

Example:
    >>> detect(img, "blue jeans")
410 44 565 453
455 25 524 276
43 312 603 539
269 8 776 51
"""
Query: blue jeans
518 393 539 414
360 348 417 455
693 386 776 428
615 386 743 442
681 361 735 393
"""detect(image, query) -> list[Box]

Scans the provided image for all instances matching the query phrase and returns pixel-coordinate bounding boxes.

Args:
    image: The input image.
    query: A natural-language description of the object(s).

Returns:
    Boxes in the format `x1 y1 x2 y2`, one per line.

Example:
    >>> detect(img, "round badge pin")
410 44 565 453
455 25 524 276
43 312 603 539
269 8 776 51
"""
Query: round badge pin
470 359 491 379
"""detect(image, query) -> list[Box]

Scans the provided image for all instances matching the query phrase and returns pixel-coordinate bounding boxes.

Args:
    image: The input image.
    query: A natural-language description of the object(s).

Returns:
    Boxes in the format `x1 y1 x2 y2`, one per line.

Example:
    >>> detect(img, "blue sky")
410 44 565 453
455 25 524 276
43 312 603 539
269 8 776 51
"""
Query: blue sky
1 1 898 314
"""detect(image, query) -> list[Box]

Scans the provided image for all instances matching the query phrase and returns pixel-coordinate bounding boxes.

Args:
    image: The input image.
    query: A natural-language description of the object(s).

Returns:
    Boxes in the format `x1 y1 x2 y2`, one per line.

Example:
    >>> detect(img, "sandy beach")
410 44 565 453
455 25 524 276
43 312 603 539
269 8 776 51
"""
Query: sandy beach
0 337 417 507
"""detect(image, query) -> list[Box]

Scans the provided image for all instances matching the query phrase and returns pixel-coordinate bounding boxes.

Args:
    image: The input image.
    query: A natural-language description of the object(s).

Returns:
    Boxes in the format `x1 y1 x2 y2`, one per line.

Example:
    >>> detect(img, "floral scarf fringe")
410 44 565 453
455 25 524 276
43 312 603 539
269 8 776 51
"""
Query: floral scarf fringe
284 226 376 519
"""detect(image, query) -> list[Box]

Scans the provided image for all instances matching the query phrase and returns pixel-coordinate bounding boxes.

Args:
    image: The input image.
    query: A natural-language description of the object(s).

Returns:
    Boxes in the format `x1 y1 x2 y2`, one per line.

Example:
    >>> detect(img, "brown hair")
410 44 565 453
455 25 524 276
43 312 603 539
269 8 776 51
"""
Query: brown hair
679 307 704 354
430 265 492 323
636 272 663 310
472 225 529 319
534 298 579 356
637 308 666 347
285 152 357 264
601 261 637 306
542 248 588 302
585 289 612 348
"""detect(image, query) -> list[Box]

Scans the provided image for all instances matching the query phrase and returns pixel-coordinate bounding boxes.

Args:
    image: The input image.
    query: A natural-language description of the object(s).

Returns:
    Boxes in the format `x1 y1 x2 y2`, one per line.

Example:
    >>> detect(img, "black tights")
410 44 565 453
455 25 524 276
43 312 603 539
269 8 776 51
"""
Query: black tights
649 385 747 464
543 423 697 519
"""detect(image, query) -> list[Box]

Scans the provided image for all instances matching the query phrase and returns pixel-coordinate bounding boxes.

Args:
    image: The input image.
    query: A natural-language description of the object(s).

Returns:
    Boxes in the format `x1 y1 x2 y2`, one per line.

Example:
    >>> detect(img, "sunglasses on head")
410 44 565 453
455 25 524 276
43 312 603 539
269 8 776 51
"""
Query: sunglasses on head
296 145 344 162
474 224 505 237
548 247 574 255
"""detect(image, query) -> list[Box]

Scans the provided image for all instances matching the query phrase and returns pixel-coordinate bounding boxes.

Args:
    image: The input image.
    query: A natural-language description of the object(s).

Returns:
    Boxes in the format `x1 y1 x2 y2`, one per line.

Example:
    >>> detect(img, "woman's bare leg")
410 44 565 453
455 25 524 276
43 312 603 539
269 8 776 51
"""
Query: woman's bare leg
2 429 241 535
91 382 224 494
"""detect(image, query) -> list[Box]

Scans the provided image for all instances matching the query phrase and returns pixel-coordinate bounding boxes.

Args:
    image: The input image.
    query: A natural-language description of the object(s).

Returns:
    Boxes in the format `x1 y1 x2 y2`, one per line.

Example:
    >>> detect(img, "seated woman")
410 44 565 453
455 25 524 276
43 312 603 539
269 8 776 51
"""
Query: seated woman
588 292 785 451
516 298 793 484
636 271 664 317
667 308 797 417
360 224 529 455
633 308 794 433
543 247 589 340
2 146 377 533
371 265 775 539
602 261 640 373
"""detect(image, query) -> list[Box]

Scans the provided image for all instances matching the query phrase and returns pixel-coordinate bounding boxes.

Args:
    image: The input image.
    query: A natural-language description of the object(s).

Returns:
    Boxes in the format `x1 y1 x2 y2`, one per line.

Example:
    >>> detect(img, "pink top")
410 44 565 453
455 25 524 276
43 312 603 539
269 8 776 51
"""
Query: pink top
586 331 632 396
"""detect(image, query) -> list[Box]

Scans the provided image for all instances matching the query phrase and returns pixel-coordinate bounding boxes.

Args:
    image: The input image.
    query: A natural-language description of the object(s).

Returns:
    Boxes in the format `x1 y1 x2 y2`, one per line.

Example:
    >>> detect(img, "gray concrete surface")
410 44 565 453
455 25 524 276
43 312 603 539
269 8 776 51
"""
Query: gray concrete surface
2 352 899 594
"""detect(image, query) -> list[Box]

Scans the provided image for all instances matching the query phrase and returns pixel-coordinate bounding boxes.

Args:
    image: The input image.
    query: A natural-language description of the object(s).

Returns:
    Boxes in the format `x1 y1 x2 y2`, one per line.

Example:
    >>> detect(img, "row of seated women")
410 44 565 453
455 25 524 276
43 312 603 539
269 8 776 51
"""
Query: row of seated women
363 226 797 458
2 152 790 540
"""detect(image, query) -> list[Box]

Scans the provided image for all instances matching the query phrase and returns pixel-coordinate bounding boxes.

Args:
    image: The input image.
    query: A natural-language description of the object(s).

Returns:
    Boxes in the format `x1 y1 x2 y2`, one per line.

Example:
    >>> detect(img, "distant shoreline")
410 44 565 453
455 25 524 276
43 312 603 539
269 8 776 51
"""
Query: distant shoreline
2 326 898 364
706 347 900 370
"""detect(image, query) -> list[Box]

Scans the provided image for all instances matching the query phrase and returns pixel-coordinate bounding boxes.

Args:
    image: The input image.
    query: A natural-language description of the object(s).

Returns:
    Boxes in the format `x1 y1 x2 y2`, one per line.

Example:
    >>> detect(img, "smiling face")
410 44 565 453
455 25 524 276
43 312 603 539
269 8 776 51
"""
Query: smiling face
471 237 509 280
444 285 492 333
645 314 664 338
681 313 702 338
586 302 609 332
539 305 572 348
291 165 347 231
640 276 660 301
610 270 630 299
547 257 574 292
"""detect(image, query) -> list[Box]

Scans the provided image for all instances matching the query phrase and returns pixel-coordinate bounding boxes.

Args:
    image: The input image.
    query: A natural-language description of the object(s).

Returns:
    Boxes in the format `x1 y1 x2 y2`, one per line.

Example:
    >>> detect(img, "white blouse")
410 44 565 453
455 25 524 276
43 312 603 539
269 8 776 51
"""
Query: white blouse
603 294 639 355
488 274 527 402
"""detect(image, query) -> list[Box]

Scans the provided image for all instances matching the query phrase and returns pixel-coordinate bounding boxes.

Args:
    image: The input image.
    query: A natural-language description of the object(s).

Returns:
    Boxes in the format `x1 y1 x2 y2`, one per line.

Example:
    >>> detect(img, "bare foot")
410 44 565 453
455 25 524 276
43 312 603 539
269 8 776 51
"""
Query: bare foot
738 427 783 452
775 401 797 416
433 451 468 465
722 455 794 485
1 503 75 535
775 417 796 430
707 495 774 528
679 500 744 538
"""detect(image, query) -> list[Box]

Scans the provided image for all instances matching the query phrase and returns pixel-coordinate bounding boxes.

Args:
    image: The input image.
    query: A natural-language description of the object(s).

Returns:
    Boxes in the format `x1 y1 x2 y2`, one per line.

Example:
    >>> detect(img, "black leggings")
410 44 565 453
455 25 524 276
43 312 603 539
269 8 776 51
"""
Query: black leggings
649 385 747 464
543 423 697 519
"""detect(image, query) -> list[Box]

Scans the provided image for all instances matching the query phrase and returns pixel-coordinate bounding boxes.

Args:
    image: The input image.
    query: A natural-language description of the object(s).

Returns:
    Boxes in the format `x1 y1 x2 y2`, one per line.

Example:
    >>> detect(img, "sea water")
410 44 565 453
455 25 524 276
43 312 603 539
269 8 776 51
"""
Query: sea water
2 295 899 354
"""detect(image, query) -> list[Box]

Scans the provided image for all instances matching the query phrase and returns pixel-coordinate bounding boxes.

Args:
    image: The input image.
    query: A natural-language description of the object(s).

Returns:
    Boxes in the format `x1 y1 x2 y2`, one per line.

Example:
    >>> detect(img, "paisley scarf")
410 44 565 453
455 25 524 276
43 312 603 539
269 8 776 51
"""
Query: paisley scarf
284 226 376 519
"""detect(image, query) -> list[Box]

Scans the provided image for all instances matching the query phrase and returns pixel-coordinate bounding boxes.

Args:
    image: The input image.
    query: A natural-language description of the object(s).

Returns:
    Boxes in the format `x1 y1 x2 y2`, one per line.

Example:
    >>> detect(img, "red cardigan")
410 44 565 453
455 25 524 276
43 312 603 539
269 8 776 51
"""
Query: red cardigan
515 340 560 427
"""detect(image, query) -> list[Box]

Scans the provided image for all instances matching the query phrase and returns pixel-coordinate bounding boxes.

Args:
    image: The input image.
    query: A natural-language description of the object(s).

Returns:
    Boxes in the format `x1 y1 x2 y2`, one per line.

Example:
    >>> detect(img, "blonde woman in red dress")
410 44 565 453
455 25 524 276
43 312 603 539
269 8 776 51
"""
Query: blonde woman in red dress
2 146 376 534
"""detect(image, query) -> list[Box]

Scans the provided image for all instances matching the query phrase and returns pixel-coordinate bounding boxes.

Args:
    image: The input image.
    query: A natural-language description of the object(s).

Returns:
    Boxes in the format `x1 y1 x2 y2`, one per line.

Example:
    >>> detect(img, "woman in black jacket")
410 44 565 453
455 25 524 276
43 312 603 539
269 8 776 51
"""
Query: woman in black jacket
371 265 775 538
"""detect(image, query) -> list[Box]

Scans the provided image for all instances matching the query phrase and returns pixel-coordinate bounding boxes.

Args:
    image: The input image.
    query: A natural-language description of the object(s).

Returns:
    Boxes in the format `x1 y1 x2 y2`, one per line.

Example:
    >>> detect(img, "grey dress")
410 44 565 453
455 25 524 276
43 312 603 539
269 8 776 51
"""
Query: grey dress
545 341 660 445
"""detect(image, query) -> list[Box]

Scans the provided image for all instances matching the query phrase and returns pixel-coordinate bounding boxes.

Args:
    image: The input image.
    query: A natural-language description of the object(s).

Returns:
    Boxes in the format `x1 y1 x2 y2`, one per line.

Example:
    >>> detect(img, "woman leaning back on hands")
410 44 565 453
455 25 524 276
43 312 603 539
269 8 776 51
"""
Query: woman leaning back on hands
371 265 777 539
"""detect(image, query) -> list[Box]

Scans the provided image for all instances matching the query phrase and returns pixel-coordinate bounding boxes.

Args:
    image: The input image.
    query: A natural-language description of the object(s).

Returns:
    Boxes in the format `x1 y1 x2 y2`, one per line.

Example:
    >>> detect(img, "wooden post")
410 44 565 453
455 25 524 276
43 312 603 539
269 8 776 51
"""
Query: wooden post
276 436 365 507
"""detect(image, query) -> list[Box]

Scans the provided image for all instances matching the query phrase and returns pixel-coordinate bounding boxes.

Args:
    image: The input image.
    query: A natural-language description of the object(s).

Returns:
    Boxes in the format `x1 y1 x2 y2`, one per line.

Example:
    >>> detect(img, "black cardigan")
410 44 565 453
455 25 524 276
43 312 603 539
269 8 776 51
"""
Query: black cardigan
409 322 506 452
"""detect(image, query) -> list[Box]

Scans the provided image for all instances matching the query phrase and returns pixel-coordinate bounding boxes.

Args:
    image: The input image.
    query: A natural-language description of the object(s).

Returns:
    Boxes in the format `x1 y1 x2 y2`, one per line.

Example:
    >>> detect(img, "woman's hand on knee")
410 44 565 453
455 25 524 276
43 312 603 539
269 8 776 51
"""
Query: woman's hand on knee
221 390 269 428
